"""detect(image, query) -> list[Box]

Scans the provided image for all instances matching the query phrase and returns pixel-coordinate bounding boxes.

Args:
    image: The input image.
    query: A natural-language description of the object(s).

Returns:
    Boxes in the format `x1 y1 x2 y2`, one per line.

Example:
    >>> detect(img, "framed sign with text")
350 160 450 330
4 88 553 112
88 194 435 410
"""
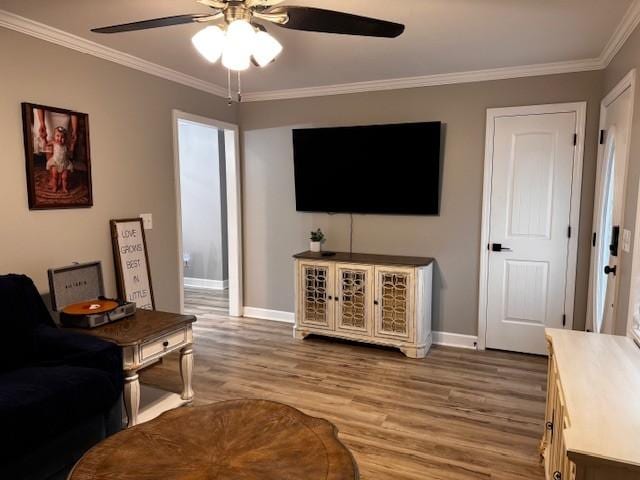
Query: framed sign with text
110 218 155 310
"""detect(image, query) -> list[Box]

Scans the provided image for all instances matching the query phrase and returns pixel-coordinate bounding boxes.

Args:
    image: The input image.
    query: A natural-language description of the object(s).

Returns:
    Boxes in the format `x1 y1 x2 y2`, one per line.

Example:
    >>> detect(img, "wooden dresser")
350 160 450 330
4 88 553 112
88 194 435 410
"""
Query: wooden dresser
293 251 433 358
543 329 640 480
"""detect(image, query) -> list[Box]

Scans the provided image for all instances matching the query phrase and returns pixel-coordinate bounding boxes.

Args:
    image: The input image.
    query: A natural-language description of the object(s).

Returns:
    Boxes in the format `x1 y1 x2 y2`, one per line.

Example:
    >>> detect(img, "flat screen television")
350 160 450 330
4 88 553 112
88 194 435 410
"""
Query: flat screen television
292 122 442 215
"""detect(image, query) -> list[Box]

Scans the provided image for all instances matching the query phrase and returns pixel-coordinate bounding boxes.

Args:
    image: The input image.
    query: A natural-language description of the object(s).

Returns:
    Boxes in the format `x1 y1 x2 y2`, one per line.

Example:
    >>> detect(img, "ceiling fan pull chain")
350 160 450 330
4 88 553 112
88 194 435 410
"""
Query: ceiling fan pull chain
227 68 233 106
237 71 242 103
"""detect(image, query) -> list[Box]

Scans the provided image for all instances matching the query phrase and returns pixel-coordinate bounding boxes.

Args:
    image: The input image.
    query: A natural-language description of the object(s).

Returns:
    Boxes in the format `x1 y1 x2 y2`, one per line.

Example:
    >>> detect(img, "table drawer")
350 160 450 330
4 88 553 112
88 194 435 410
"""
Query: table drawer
140 328 187 362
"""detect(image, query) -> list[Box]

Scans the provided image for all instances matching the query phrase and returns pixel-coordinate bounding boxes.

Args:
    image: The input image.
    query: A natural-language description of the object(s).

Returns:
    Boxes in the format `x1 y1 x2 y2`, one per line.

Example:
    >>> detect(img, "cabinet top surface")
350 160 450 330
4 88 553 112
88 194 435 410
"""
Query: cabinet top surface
546 328 640 469
293 251 434 267
65 309 196 346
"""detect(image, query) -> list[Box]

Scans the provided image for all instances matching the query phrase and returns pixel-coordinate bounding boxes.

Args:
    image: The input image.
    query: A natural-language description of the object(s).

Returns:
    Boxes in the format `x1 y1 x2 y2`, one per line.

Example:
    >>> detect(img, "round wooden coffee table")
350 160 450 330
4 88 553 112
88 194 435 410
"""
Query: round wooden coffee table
69 399 359 480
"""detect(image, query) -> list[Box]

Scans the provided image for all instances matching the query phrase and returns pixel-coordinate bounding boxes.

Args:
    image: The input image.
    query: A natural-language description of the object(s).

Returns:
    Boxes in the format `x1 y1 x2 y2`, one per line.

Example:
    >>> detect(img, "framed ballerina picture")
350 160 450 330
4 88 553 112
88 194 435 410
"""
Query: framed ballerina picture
21 103 93 210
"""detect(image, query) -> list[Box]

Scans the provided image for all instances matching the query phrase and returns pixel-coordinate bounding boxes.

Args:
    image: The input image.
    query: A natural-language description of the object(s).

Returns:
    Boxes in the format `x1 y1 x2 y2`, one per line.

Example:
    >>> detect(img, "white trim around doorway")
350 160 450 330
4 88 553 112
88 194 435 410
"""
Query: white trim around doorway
172 110 243 317
477 102 587 350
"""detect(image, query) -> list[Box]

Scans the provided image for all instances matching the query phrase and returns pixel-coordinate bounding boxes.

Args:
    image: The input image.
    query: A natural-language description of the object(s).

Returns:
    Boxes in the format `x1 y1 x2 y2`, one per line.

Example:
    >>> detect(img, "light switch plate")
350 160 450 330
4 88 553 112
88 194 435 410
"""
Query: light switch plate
139 213 153 230
623 229 632 253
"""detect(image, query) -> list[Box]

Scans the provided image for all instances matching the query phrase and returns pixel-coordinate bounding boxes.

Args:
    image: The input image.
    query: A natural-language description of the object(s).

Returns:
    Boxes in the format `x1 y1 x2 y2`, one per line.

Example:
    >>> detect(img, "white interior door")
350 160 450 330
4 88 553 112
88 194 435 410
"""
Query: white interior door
588 82 634 334
485 111 578 354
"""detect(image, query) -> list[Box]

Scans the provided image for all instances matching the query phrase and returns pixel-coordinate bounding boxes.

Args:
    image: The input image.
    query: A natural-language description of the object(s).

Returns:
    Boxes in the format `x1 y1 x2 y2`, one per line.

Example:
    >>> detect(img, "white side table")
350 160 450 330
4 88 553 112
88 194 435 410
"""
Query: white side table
66 309 196 427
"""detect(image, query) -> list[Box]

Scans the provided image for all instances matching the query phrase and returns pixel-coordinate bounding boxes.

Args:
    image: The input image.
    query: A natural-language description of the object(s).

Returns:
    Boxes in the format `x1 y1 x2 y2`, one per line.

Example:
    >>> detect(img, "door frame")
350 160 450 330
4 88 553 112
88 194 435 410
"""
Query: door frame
172 109 243 317
586 69 636 333
477 102 587 350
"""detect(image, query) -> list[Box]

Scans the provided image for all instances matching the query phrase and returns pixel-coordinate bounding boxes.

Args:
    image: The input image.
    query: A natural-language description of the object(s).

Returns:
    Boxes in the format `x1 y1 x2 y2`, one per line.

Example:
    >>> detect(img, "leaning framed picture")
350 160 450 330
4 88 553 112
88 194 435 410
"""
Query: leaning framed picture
110 218 155 310
21 103 93 209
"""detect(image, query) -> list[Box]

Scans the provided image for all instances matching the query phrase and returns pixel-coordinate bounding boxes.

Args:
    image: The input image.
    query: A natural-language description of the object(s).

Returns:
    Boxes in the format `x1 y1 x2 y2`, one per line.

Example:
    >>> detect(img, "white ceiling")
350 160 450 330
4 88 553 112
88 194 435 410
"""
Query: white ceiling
0 0 635 94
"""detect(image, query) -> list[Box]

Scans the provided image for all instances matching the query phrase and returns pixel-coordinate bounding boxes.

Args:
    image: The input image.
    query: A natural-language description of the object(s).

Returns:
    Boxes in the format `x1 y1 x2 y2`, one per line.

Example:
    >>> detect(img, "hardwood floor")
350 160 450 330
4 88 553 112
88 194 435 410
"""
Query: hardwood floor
141 304 547 480
184 287 229 315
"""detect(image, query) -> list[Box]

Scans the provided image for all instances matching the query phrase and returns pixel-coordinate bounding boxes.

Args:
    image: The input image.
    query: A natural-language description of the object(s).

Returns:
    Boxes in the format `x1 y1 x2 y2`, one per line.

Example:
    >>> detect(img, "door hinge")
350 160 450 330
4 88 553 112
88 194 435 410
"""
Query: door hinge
567 226 572 238
599 129 606 145
573 133 577 146
562 314 566 327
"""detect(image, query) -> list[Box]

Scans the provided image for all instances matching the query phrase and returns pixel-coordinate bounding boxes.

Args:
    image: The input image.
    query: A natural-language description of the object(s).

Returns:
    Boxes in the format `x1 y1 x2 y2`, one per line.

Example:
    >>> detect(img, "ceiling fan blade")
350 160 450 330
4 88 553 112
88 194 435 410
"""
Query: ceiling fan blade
267 7 404 38
91 13 218 34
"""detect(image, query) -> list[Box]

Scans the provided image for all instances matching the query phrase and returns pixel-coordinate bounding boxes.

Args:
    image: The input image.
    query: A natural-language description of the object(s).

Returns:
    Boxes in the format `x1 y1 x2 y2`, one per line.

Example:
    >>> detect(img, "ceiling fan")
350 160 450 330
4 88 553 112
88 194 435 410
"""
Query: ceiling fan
92 0 405 73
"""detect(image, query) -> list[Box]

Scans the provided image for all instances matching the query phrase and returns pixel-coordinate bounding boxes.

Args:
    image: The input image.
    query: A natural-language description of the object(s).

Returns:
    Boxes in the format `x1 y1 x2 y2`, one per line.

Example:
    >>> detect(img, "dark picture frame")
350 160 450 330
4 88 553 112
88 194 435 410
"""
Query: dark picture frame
110 218 156 310
21 102 93 209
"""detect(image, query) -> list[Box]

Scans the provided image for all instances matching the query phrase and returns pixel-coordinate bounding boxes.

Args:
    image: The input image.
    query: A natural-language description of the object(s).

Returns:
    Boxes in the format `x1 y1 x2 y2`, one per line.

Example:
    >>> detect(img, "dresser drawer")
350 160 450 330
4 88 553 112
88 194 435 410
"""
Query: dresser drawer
140 328 188 362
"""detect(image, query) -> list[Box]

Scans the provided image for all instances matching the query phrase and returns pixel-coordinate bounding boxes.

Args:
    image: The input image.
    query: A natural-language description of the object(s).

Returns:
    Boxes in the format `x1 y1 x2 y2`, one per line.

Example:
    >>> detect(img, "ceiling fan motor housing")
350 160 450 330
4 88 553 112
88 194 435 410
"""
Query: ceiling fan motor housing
225 2 253 23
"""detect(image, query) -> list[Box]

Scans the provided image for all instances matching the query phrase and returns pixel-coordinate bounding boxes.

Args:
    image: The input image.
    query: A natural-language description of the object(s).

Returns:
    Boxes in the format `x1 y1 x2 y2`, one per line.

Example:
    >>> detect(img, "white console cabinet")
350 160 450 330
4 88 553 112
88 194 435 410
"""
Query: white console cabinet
542 329 640 480
293 251 433 358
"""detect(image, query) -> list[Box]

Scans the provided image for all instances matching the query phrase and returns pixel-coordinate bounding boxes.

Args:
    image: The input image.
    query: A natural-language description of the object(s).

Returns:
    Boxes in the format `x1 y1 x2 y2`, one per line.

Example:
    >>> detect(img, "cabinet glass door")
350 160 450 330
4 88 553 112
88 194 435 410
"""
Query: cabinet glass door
299 261 334 330
374 267 414 341
335 264 373 335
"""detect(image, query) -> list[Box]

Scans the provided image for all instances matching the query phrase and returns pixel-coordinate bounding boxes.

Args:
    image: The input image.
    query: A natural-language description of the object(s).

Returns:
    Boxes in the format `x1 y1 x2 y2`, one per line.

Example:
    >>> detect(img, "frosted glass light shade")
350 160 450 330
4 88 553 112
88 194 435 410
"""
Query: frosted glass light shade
191 26 225 63
252 31 283 67
222 20 255 71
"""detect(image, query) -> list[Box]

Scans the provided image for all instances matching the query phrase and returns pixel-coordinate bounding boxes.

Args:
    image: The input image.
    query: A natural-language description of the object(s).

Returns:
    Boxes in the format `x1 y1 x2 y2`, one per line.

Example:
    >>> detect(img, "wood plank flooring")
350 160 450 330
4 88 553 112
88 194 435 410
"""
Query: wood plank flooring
141 291 547 480
183 287 229 315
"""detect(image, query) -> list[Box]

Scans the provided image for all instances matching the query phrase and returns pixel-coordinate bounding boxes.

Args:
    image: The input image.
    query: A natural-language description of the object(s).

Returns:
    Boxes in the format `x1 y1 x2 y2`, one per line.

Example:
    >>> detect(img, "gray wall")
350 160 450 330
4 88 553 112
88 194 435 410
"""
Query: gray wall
0 27 237 312
239 71 604 335
604 25 640 335
179 120 228 282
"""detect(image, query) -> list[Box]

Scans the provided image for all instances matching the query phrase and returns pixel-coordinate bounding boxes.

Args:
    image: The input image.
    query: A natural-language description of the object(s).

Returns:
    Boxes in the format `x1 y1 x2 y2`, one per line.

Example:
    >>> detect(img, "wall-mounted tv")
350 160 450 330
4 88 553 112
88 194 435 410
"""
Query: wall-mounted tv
293 122 442 215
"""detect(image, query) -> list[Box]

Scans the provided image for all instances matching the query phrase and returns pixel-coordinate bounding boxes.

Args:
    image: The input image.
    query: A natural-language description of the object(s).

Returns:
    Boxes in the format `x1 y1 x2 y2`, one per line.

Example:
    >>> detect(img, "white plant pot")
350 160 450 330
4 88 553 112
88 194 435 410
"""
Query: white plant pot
310 241 322 253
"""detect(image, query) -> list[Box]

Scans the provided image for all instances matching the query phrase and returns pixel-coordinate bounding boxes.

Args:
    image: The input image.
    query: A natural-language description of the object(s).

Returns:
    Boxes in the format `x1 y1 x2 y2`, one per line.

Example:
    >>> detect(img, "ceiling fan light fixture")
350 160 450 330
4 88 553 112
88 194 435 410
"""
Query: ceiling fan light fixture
221 19 255 71
191 25 225 63
252 30 283 67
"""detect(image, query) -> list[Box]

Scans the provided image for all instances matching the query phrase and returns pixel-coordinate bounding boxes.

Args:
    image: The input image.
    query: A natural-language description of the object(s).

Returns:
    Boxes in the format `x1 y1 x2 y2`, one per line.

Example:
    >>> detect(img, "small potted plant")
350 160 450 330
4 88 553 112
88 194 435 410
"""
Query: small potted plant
310 229 325 253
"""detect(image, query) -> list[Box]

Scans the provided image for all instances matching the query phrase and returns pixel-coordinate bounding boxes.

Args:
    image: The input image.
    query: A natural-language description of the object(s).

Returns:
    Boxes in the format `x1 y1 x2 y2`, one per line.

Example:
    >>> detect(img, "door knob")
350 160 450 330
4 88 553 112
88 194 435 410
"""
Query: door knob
604 265 617 275
491 243 512 252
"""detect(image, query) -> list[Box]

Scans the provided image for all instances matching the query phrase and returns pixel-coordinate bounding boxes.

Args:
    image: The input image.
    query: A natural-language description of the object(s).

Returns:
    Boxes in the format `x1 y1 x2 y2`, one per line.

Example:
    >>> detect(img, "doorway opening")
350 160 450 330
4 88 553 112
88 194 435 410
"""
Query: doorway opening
172 110 243 318
587 70 636 334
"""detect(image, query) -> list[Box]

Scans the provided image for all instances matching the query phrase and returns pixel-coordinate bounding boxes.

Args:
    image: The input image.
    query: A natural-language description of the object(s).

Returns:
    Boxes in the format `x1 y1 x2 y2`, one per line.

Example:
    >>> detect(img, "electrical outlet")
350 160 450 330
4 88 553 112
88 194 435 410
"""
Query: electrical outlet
139 213 153 230
623 229 632 253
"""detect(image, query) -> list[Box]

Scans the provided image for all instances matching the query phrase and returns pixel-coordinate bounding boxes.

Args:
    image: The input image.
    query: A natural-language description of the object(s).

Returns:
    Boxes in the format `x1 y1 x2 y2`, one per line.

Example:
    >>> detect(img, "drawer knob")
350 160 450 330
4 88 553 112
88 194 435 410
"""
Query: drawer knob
163 341 169 348
553 472 561 480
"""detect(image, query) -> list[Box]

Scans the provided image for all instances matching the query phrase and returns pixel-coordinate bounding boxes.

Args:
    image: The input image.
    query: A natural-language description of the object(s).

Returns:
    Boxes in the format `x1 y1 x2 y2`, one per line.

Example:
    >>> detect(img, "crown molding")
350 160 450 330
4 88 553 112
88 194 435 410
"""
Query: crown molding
241 58 603 102
0 9 228 98
600 0 640 68
3 1 640 103
239 0 640 102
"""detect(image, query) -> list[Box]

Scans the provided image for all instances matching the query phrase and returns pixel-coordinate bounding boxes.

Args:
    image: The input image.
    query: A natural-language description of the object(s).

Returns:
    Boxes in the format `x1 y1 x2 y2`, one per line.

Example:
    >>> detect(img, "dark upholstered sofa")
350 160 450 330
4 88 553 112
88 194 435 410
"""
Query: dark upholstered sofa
0 274 123 480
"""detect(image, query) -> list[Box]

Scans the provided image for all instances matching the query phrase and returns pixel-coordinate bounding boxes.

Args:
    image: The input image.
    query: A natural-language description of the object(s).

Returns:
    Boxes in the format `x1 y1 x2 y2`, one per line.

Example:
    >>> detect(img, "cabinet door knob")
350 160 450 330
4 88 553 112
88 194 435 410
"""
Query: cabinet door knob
163 341 169 348
374 300 379 305
553 472 561 480
328 295 332 300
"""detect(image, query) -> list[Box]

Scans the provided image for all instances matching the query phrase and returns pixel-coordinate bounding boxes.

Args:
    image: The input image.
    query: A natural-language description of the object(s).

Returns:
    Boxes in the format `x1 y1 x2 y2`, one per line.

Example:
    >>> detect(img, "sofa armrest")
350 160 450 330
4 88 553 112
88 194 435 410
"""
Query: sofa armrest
32 326 123 388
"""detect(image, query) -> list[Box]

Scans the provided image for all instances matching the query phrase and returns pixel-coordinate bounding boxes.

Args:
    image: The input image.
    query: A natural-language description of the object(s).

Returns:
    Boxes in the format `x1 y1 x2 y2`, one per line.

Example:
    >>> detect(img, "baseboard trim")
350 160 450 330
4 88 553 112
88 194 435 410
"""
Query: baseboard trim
242 307 479 349
432 331 478 350
184 277 228 290
243 307 295 323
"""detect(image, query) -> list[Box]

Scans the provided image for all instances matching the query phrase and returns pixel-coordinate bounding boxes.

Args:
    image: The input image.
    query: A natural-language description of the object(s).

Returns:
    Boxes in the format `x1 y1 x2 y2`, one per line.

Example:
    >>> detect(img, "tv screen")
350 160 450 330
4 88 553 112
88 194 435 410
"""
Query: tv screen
293 122 442 215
